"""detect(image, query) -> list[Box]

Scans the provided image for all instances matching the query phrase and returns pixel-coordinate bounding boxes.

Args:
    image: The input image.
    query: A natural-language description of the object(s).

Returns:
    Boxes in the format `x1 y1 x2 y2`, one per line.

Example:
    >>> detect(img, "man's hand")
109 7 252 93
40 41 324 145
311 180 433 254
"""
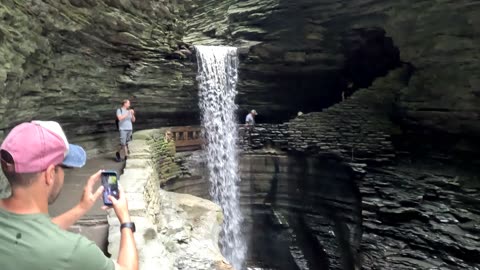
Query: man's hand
79 170 104 211
129 109 136 123
107 185 131 223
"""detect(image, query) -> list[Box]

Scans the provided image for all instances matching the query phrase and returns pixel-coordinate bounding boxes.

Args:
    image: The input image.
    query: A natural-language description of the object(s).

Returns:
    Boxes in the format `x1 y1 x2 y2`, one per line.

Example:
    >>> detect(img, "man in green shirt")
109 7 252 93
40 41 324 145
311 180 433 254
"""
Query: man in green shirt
0 121 138 270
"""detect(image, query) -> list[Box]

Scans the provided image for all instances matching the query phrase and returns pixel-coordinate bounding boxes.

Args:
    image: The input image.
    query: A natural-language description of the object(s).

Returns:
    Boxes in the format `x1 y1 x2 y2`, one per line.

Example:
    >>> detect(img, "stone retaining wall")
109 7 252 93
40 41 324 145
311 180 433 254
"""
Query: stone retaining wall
107 128 232 270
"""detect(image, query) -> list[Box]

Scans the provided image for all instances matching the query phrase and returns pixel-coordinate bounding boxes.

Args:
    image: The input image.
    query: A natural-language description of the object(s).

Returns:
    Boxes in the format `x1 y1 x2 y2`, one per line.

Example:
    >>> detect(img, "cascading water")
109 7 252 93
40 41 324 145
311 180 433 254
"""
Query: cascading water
195 45 247 270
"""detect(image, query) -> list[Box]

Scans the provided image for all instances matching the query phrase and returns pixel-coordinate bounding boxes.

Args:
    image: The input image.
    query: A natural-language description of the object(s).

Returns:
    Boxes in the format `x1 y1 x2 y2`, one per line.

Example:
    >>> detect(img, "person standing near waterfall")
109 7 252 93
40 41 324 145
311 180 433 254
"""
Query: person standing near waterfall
245 109 258 126
115 99 135 162
244 109 258 142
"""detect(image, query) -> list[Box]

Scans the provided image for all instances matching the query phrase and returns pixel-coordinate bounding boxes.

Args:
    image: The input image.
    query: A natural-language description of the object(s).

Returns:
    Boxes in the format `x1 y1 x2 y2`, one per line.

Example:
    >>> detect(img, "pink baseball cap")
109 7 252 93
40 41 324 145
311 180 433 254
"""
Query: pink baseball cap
0 121 86 173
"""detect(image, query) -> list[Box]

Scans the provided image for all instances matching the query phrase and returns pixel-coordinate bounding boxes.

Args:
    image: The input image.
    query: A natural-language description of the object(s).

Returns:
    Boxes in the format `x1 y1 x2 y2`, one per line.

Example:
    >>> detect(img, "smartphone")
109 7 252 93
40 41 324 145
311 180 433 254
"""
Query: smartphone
101 170 120 206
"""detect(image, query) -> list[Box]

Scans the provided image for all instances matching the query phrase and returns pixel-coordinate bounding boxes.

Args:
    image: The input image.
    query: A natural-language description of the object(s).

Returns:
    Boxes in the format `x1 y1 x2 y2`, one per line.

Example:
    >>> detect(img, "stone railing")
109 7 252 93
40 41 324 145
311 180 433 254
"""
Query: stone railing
107 128 232 270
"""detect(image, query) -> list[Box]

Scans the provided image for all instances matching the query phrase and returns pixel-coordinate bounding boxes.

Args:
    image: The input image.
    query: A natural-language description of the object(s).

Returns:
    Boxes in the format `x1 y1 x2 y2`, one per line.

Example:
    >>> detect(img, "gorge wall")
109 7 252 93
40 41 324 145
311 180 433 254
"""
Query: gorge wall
1 1 479 269
1 0 479 156
161 62 480 269
0 0 198 149
184 0 480 154
164 151 363 270
167 153 480 270
237 66 406 164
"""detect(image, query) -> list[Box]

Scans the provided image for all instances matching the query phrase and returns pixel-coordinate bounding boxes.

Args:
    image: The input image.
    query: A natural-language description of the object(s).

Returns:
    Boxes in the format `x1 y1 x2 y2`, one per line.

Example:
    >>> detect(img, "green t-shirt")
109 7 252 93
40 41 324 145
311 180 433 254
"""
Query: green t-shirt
0 208 115 270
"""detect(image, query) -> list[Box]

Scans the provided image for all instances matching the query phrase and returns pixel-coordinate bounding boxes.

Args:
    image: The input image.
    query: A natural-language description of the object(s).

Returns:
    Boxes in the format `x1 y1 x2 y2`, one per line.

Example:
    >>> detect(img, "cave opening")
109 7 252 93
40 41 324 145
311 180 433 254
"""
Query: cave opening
339 28 401 99
236 27 401 124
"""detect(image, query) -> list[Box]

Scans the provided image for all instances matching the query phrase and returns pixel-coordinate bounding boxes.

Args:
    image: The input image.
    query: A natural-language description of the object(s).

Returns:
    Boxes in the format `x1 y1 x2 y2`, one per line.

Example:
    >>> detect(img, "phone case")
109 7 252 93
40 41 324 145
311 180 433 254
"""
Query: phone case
101 170 119 206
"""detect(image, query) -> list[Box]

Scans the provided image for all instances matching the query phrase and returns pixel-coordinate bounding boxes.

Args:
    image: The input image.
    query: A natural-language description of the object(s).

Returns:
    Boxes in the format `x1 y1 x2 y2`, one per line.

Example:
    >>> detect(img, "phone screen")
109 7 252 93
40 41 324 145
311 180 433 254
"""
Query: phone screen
108 175 117 185
102 172 119 206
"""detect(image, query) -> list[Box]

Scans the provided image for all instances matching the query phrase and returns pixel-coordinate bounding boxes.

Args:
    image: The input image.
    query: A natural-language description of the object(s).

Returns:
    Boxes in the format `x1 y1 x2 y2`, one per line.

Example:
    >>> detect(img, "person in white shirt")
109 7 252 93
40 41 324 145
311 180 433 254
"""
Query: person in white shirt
115 99 136 162
245 109 258 126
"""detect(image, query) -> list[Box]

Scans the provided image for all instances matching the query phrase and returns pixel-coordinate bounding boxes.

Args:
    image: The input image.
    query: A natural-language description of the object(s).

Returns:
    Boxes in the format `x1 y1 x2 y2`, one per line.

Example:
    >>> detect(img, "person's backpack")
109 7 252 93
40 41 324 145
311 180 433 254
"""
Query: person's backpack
115 108 121 130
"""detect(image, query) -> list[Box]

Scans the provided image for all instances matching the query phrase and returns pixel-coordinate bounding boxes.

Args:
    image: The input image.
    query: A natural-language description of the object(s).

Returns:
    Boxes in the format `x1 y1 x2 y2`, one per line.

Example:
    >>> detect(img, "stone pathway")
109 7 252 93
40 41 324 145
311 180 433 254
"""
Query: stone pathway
107 129 232 270
50 154 124 252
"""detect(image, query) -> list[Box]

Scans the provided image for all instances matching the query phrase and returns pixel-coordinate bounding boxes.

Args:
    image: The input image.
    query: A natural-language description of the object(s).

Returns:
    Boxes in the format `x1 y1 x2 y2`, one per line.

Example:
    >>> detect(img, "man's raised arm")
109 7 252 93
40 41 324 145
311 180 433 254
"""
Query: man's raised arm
52 170 104 230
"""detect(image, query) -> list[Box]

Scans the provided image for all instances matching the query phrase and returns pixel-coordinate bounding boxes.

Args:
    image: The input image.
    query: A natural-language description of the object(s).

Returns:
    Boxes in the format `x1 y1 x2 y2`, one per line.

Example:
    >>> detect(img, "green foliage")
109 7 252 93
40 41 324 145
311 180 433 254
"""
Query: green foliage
149 135 180 184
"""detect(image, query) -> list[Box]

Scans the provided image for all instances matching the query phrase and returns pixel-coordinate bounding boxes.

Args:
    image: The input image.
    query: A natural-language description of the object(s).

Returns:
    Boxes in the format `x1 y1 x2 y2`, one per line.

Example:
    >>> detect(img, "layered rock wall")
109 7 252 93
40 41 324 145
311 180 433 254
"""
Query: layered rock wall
0 0 197 146
230 66 480 269
239 154 362 270
239 67 407 164
185 0 402 121
1 0 479 154
185 0 480 151
359 165 480 269
161 150 364 270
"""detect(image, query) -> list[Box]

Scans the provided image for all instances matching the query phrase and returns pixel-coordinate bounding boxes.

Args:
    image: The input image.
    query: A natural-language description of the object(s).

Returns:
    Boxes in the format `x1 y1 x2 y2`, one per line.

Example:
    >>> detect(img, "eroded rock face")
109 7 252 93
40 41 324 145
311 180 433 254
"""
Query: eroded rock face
185 0 403 122
184 0 480 151
168 152 480 269
0 0 197 144
239 154 362 270
360 164 480 269
1 0 478 155
163 150 363 270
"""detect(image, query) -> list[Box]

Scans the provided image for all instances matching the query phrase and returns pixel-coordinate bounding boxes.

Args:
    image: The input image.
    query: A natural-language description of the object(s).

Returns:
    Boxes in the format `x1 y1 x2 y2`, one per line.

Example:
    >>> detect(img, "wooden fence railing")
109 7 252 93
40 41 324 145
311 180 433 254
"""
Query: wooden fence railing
169 126 203 151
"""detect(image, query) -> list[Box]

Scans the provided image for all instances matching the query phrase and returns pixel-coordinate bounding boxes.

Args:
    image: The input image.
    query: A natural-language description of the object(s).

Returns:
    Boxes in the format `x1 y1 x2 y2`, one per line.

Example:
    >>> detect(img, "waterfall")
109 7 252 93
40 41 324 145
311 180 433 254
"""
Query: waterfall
195 45 247 270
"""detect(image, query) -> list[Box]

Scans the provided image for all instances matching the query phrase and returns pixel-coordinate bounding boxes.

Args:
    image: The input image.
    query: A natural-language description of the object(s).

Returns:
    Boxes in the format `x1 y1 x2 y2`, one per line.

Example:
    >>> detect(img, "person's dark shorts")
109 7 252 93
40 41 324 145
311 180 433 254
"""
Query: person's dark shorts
119 130 132 146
